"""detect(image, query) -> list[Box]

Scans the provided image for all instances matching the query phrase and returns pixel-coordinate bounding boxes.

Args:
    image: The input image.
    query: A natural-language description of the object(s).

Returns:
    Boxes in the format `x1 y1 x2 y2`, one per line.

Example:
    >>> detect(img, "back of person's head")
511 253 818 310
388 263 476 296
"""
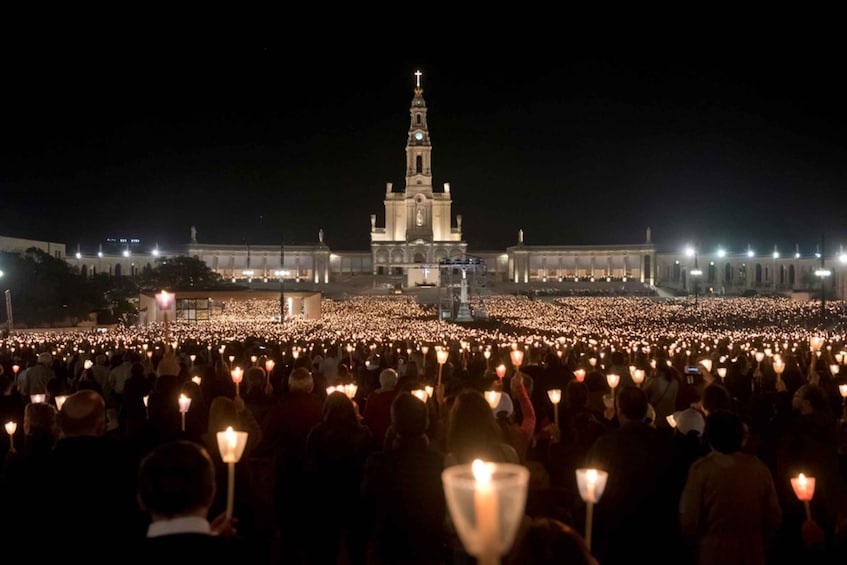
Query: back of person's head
610 350 626 367
508 517 598 565
447 389 503 463
390 391 429 439
565 380 589 409
244 367 267 392
95 353 108 366
207 396 238 433
674 407 706 437
37 352 53 366
288 367 314 393
137 440 216 519
793 383 829 415
130 362 146 380
705 409 744 454
336 363 352 383
379 368 399 390
0 373 11 394
323 390 358 428
57 389 106 437
616 385 649 423
404 360 419 379
701 383 732 415
24 402 58 436
655 363 677 383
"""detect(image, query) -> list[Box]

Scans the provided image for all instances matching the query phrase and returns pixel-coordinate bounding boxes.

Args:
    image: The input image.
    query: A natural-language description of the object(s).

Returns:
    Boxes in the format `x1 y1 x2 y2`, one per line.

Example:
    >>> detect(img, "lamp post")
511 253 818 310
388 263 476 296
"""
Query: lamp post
816 233 829 325
690 265 702 307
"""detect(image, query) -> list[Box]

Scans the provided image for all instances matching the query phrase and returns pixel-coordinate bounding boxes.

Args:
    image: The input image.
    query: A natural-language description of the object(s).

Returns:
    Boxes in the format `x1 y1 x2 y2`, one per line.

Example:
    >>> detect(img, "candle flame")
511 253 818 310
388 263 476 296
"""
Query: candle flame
472 459 492 486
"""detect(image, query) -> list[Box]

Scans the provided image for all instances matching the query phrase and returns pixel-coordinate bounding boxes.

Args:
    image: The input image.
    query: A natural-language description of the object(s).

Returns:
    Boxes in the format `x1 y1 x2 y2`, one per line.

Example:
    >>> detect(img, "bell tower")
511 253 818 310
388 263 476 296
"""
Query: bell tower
370 70 466 275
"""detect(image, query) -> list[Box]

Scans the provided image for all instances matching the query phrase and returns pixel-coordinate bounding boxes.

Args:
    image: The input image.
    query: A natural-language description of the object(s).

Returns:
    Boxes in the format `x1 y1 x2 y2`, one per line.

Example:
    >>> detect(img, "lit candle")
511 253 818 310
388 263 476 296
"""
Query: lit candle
231 366 243 397
265 359 275 373
5 421 16 453
495 364 506 380
484 390 502 410
472 459 499 565
411 389 428 403
55 395 68 411
216 426 248 521
574 368 586 382
178 394 191 432
547 389 561 428
790 473 816 521
191 376 202 386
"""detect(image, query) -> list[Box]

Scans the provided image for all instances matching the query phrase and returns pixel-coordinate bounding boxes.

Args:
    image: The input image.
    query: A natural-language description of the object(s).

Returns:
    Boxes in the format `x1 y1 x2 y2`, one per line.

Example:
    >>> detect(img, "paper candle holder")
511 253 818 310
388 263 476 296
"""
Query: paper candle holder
575 468 608 504
509 349 524 368
791 473 815 502
442 460 529 560
484 390 502 410
54 395 69 411
30 394 46 404
547 389 561 405
411 389 429 403
216 426 249 464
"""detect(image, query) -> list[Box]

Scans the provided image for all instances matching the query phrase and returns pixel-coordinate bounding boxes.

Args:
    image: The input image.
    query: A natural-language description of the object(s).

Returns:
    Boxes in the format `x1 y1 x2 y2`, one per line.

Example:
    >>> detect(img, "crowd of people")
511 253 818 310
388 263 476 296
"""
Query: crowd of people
0 294 846 564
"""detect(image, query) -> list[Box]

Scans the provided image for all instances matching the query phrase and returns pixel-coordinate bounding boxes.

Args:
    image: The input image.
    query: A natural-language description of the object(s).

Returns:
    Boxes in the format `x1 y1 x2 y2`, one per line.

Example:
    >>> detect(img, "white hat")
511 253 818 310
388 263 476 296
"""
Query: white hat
493 392 514 418
674 407 706 436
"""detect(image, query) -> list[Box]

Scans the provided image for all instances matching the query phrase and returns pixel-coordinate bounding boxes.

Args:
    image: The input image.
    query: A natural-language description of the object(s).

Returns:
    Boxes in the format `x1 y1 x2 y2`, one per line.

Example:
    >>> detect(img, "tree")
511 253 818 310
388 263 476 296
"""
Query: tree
0 248 107 327
138 255 240 292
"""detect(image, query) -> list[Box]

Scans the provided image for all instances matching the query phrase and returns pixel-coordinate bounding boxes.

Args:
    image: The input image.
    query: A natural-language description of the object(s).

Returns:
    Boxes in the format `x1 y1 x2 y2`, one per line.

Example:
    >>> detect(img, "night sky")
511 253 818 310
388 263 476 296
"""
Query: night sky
3 32 846 258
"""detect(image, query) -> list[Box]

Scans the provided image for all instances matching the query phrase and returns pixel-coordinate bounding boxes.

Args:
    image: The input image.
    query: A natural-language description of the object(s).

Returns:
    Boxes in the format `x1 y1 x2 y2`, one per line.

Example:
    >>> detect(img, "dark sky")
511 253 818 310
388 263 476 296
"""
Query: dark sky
3 31 846 258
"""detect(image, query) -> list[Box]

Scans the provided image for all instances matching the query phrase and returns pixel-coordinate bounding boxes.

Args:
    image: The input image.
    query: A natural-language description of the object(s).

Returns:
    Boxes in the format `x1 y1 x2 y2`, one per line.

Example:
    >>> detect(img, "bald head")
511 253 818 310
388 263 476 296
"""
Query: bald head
57 390 107 437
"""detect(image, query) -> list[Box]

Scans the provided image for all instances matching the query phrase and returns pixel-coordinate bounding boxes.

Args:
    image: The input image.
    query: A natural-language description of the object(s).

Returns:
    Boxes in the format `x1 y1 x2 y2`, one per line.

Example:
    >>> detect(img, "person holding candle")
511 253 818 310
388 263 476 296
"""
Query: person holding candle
772 383 843 562
679 408 782 565
135 440 242 558
254 366 324 563
303 390 380 564
13 389 147 559
362 368 400 448
199 395 268 561
584 385 677 565
362 390 448 564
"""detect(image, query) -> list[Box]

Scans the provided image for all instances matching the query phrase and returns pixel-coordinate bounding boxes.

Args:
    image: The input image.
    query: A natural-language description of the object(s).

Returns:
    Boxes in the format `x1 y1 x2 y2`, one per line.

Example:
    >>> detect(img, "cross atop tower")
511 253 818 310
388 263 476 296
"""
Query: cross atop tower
414 69 422 88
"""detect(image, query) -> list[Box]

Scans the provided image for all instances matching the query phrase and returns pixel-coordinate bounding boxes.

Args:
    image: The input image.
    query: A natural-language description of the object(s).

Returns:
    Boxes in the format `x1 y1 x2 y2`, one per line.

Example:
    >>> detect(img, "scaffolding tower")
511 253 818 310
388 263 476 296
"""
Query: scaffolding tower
437 256 488 321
